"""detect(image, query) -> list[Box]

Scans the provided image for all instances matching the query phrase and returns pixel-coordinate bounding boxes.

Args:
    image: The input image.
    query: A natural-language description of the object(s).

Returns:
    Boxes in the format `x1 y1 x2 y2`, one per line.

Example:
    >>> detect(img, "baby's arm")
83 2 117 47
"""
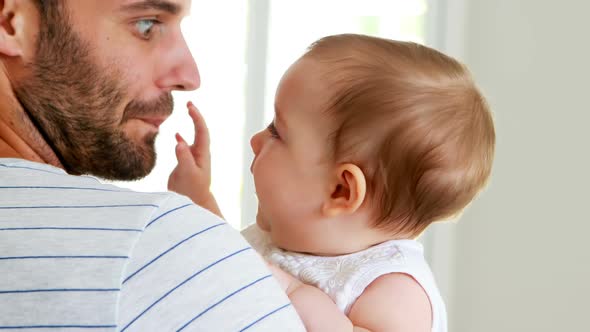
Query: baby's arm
168 102 222 218
348 273 433 332
266 263 354 331
271 266 432 332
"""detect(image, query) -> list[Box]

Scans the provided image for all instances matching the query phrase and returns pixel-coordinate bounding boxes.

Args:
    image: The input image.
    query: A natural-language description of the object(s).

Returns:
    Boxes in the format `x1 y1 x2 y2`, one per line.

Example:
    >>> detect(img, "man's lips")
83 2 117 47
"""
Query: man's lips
134 116 168 129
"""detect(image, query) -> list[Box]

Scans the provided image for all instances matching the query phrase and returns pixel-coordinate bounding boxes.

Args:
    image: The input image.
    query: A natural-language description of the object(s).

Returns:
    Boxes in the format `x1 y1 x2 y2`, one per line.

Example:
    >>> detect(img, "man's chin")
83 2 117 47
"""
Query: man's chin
119 143 157 180
65 134 157 181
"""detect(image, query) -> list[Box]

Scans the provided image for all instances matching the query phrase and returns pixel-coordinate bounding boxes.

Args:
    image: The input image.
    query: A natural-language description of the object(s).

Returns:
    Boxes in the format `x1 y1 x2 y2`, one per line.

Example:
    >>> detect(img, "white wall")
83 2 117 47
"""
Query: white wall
450 1 590 331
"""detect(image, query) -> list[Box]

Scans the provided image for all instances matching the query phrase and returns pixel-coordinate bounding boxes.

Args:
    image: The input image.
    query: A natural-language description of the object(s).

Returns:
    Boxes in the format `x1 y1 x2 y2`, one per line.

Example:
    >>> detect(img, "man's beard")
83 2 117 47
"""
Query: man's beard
13 7 173 180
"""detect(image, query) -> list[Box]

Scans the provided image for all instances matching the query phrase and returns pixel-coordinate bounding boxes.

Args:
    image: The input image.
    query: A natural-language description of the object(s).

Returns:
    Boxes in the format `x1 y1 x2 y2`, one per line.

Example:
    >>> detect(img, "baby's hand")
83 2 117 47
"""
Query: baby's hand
168 102 222 218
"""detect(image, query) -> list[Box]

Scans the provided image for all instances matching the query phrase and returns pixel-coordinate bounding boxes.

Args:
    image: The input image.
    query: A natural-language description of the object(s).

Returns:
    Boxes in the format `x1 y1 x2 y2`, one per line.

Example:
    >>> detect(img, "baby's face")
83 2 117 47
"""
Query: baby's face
249 58 335 252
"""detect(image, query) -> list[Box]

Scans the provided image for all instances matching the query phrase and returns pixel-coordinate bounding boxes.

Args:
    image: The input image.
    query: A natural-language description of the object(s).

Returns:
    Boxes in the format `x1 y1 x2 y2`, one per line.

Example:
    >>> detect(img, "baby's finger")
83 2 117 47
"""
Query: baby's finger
187 102 211 166
175 132 187 145
174 133 197 170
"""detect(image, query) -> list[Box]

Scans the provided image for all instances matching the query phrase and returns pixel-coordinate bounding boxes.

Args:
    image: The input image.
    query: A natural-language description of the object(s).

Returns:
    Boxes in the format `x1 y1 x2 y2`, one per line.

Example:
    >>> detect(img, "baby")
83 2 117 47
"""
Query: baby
169 34 495 332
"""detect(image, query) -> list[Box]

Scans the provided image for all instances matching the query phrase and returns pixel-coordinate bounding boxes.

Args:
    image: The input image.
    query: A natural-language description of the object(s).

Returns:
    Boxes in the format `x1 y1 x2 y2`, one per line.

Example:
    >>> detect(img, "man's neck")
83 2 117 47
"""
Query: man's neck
0 73 62 168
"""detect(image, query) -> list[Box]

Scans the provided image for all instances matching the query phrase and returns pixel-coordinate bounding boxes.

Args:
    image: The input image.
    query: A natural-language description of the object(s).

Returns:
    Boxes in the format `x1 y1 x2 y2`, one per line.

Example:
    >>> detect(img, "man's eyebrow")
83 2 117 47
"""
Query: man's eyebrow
120 0 181 15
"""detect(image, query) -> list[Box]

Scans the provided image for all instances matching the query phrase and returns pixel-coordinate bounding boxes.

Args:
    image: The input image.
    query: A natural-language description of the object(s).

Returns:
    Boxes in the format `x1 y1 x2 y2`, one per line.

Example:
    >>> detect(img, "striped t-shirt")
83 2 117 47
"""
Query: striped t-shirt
0 158 304 331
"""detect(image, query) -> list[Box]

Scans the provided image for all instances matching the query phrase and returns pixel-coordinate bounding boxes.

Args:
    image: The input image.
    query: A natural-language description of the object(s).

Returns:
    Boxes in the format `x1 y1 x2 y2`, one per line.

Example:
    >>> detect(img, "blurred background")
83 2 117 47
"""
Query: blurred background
115 0 590 331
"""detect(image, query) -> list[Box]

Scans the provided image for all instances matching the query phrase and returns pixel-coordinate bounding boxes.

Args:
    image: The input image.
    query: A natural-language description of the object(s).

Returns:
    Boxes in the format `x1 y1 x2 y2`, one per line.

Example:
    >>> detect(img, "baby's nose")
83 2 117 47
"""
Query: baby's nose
250 131 264 155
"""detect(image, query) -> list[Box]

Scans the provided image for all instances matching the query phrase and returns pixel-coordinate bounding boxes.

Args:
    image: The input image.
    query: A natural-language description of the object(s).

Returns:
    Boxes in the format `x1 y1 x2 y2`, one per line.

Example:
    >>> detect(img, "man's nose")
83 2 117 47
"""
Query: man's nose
173 40 200 91
175 57 200 91
157 36 201 91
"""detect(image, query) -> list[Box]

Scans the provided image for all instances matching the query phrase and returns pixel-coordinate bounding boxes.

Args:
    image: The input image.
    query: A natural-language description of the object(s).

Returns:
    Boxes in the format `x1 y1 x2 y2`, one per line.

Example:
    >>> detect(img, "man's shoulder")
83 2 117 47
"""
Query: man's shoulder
0 157 170 198
0 158 199 227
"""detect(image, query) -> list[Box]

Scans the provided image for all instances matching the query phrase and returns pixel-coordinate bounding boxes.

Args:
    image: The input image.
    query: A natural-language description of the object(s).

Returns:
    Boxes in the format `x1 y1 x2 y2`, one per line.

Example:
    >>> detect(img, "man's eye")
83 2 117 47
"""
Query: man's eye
135 19 160 40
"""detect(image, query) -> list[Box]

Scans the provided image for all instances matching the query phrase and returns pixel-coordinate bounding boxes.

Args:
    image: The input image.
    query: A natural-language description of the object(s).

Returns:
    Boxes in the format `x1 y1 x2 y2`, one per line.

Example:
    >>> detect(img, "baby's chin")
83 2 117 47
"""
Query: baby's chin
255 213 271 232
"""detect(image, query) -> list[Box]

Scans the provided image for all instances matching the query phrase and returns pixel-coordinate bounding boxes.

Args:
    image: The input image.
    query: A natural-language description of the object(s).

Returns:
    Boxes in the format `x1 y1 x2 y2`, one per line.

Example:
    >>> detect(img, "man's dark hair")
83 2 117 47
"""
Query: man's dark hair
32 0 68 54
34 0 58 10
33 0 61 22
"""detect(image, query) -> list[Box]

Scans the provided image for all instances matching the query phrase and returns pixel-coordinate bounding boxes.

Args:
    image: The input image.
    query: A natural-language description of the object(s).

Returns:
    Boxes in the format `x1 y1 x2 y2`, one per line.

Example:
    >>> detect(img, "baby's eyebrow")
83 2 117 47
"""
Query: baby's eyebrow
274 106 287 129
120 0 182 16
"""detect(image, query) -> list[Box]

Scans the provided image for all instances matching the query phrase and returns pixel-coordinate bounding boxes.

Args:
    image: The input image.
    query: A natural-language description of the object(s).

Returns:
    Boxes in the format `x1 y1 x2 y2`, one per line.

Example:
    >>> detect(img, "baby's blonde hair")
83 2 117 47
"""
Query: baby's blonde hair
304 34 495 237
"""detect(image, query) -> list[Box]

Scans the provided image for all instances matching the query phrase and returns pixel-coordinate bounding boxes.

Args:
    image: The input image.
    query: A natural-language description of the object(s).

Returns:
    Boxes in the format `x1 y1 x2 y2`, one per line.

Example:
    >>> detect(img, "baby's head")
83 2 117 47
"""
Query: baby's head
306 33 496 236
250 34 495 255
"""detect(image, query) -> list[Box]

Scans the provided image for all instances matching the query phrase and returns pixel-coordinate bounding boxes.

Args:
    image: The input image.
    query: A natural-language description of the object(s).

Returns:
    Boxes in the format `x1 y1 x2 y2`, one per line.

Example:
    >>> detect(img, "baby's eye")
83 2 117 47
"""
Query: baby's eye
135 19 160 40
267 122 280 139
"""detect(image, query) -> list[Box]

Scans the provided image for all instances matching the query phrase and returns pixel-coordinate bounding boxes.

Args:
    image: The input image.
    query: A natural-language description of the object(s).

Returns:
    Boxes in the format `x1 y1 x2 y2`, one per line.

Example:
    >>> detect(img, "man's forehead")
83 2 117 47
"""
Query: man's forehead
117 0 191 15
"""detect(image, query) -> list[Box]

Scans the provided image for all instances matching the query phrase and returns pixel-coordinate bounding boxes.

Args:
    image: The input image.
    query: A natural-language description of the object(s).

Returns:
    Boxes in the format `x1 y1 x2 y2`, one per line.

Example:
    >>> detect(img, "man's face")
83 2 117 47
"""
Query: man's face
13 0 199 180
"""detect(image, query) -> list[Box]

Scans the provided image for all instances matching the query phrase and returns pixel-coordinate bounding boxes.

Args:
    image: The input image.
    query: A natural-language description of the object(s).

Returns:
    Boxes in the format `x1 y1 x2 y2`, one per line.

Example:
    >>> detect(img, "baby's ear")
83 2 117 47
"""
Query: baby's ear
321 163 367 218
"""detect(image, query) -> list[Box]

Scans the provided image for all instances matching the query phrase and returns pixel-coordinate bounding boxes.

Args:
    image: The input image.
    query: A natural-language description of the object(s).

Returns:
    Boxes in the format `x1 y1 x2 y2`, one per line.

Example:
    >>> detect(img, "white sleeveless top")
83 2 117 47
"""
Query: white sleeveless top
242 224 448 332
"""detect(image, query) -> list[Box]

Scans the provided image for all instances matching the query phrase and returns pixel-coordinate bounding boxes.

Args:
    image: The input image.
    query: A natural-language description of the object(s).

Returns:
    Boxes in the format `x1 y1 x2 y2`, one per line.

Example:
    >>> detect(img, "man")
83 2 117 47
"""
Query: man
0 0 304 330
